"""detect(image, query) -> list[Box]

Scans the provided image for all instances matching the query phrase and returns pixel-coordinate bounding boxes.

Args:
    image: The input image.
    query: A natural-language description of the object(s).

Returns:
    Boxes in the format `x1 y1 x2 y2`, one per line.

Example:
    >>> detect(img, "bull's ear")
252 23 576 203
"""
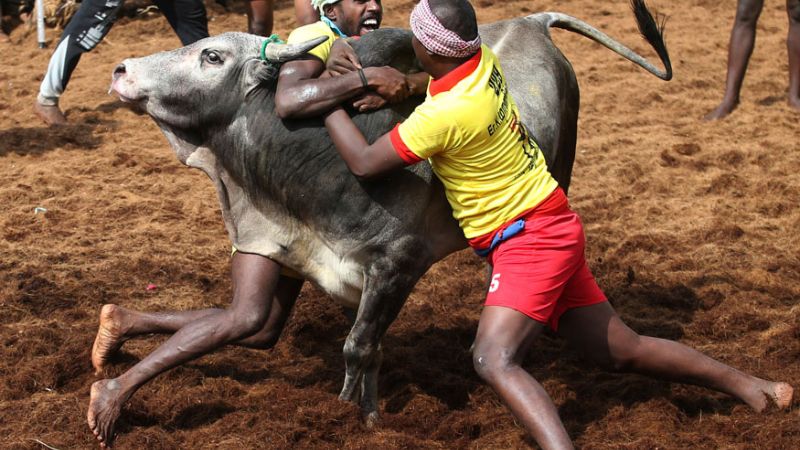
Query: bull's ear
242 59 279 95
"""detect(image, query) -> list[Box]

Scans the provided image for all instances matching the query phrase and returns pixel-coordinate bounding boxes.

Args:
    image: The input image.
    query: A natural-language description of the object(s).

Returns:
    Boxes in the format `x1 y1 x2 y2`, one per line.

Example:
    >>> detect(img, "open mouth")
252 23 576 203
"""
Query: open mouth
109 77 145 104
360 17 379 34
110 82 137 103
111 87 136 103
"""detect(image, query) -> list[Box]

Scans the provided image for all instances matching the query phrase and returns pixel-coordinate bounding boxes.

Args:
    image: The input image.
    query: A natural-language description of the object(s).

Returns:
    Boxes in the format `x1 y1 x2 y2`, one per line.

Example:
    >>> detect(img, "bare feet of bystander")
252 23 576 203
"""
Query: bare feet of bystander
703 99 739 121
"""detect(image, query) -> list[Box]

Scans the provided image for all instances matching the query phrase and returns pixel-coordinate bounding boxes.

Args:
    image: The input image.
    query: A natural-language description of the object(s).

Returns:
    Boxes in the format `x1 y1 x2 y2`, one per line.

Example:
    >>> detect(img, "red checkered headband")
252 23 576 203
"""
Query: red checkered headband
409 0 481 58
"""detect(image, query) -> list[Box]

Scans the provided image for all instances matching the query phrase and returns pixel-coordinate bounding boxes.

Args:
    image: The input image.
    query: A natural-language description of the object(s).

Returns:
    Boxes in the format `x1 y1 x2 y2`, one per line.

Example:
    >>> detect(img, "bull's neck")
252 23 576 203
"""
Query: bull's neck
207 95 347 215
205 92 417 220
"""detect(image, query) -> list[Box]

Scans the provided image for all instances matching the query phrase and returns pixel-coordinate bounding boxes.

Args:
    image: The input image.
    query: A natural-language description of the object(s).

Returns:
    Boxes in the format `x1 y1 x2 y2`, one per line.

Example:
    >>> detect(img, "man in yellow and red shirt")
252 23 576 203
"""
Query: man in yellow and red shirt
389 46 558 246
323 0 793 447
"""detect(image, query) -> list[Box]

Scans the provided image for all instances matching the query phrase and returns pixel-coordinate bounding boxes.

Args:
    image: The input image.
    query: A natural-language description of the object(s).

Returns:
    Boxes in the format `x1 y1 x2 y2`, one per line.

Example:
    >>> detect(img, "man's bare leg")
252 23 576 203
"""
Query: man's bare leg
705 0 764 120
787 0 800 109
558 302 794 411
87 253 292 447
91 270 303 374
472 306 574 450
294 0 319 26
91 305 212 375
247 0 273 37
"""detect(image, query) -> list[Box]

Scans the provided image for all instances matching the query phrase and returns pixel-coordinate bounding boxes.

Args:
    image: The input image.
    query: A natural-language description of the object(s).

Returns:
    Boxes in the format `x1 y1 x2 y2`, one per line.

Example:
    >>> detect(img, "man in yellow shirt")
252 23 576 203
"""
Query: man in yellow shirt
323 0 794 448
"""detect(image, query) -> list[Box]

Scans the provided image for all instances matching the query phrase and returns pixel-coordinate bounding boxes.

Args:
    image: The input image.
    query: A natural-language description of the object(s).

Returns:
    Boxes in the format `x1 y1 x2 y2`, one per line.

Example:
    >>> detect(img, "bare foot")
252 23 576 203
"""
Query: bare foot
34 101 67 126
91 305 130 375
703 100 738 121
87 379 128 448
768 382 794 410
750 381 794 412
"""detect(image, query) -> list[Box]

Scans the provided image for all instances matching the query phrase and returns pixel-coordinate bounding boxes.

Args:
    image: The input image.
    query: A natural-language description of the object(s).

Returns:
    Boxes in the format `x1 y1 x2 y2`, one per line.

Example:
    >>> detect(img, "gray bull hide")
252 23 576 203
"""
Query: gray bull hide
110 1 670 422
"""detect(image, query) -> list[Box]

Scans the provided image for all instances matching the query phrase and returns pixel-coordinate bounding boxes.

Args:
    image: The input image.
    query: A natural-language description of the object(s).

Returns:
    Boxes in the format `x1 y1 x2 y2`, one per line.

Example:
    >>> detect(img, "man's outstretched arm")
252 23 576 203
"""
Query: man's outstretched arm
323 107 406 179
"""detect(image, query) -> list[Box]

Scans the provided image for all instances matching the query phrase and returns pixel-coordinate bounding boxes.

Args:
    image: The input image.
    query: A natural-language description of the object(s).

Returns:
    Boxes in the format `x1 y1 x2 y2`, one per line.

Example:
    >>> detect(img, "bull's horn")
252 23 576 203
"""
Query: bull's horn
263 36 329 62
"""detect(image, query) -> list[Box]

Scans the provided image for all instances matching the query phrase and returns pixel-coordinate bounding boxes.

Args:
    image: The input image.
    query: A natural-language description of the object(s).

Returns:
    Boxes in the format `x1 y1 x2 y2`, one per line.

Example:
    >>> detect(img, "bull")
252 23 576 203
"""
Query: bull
109 1 671 422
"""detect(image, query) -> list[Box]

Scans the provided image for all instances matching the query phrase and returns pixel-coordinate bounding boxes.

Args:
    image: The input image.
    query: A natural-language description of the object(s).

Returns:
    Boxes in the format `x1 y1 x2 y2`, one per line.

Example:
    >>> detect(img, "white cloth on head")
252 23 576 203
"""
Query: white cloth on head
310 0 341 13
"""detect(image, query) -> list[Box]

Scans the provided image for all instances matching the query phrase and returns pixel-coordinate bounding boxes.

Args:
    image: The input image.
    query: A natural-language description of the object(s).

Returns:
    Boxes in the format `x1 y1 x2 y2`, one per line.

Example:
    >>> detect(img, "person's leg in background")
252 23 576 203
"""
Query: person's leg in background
295 0 319 26
786 0 800 108
247 0 273 36
34 0 125 125
704 0 764 120
153 0 209 45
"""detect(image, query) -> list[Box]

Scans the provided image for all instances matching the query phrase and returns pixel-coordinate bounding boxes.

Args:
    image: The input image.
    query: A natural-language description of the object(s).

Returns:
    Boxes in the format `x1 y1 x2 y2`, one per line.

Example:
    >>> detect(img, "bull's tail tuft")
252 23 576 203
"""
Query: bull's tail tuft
529 0 672 81
632 0 671 80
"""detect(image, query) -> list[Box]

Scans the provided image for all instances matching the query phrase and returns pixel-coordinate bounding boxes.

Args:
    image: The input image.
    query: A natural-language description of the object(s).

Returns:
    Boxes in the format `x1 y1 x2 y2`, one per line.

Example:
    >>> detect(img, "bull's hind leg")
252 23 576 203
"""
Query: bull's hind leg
339 247 430 425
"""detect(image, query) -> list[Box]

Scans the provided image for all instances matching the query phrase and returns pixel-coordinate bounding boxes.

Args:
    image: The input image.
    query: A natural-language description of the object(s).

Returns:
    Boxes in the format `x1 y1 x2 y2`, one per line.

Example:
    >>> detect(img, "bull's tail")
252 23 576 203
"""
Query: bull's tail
530 0 672 80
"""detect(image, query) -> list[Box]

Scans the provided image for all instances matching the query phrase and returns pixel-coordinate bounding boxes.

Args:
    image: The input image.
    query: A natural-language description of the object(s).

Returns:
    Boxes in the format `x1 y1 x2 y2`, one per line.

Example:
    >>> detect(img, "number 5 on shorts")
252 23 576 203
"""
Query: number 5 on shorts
489 273 501 293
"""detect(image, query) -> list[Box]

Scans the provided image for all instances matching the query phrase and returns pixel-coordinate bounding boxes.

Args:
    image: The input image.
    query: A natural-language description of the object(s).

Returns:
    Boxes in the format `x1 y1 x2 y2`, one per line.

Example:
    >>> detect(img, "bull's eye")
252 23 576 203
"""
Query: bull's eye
203 50 223 65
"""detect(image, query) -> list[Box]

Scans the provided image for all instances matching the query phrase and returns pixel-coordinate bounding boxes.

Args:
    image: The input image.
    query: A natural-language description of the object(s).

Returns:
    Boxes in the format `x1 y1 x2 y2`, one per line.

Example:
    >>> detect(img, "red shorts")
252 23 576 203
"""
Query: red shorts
484 202 606 331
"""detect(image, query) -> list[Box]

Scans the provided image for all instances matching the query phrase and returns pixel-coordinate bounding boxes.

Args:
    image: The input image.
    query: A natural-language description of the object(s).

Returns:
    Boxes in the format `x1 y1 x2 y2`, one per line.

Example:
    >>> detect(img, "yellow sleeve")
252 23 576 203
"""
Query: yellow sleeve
395 98 463 160
286 22 337 63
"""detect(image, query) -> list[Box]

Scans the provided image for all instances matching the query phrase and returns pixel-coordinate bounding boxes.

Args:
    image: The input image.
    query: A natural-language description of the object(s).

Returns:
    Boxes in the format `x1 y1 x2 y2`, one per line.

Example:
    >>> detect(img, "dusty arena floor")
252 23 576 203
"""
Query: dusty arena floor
1 0 799 448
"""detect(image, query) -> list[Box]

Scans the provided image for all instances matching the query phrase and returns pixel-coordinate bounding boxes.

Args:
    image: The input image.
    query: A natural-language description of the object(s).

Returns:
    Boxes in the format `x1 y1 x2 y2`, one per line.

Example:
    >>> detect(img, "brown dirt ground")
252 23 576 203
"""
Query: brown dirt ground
1 0 799 448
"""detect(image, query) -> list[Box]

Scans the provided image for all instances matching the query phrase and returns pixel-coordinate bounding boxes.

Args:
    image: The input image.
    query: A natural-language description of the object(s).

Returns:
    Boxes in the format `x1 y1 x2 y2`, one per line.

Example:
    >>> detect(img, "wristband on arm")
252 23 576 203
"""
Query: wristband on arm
358 68 369 89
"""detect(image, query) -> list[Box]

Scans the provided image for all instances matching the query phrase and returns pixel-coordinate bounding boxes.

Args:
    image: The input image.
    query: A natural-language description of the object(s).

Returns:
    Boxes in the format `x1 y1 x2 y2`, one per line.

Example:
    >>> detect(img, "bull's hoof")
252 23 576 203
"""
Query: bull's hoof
338 386 357 403
363 410 380 429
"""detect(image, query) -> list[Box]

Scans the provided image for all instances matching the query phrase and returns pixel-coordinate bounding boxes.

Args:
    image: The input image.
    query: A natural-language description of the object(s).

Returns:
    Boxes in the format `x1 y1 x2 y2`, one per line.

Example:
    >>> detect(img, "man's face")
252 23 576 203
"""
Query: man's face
327 0 383 37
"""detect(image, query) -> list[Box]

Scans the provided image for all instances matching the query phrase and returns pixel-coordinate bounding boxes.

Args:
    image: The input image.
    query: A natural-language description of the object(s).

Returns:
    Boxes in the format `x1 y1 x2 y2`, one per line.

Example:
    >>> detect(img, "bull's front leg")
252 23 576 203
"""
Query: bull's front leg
340 278 409 426
339 248 429 426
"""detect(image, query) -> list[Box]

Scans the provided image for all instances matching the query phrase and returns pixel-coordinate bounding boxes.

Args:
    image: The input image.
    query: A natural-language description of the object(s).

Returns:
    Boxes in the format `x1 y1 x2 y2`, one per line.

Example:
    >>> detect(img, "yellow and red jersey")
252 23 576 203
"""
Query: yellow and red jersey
390 45 559 240
286 21 339 63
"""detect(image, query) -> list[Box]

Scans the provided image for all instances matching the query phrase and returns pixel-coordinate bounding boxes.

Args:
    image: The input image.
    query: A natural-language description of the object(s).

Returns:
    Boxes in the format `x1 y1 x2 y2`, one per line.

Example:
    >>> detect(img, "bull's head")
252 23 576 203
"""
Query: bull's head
109 32 325 163
109 32 326 132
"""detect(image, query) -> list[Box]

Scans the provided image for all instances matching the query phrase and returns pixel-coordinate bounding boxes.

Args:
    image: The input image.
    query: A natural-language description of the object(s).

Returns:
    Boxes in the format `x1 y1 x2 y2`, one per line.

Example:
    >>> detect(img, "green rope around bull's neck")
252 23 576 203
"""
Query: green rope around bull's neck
260 34 285 61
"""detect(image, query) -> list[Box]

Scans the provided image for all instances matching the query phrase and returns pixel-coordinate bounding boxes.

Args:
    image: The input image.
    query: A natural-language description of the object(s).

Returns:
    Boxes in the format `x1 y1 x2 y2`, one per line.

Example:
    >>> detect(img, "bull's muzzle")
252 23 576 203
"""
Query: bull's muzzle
112 63 126 82
109 62 140 103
